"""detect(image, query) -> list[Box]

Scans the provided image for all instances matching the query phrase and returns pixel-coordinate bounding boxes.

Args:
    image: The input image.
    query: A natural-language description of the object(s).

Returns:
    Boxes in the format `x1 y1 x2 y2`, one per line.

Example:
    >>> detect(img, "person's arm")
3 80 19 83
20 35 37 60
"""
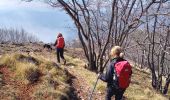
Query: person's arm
99 63 114 82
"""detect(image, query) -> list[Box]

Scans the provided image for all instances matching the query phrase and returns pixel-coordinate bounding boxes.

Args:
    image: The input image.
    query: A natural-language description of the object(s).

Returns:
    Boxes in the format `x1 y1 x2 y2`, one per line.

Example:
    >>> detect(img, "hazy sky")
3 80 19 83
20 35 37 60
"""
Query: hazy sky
0 0 76 43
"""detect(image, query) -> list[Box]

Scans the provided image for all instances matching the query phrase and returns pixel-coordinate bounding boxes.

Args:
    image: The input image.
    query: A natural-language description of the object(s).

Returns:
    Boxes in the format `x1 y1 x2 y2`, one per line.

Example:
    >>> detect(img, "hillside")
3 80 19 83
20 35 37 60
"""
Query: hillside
0 53 79 100
0 43 169 100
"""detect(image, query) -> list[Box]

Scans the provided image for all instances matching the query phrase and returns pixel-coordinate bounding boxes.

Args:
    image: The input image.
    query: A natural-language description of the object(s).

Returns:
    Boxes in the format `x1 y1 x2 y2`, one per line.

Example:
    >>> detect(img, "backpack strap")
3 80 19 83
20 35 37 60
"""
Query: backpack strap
111 59 119 89
111 58 118 78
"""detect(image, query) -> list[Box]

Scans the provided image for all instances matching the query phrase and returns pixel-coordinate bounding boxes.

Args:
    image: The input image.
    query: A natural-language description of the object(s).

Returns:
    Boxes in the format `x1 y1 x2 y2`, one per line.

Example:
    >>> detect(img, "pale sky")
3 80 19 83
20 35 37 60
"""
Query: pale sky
0 0 76 43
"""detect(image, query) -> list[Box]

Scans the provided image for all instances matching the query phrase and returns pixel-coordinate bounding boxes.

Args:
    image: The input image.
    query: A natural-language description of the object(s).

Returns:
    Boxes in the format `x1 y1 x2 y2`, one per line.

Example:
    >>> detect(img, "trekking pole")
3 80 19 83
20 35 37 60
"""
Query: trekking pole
89 75 100 100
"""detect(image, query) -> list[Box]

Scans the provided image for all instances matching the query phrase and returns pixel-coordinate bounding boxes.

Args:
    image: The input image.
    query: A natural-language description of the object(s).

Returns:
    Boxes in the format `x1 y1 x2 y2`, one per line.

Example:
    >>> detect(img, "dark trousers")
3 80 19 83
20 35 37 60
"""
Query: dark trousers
56 48 65 63
106 86 125 100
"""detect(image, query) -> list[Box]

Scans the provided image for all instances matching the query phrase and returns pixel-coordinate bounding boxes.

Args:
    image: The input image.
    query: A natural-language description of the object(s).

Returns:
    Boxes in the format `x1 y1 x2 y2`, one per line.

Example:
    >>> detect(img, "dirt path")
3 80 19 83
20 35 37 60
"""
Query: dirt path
47 52 104 100
65 66 105 100
66 67 92 100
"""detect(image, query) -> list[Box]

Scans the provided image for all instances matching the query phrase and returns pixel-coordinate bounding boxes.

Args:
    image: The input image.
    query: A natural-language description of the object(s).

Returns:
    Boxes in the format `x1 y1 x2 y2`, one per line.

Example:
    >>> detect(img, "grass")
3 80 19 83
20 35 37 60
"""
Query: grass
0 54 17 70
0 53 72 99
65 55 106 91
15 62 40 83
125 67 168 100
65 55 169 100
0 51 169 100
0 54 41 83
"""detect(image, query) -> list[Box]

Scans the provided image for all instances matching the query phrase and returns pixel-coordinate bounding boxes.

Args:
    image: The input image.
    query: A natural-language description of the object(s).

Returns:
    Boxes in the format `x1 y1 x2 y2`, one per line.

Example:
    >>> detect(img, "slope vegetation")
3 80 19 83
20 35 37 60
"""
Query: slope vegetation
0 53 77 100
0 43 169 100
63 55 169 100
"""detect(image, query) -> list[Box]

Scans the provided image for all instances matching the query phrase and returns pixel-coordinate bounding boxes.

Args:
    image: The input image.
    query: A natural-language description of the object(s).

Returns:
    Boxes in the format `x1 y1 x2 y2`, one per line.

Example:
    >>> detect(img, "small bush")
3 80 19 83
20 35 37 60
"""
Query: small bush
25 67 40 83
15 63 40 83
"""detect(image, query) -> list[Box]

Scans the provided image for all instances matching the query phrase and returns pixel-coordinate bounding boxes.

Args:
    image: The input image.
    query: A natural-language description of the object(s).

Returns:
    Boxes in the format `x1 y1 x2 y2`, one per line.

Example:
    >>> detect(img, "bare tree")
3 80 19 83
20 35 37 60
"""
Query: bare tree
127 0 170 94
26 0 164 72
0 28 39 43
25 0 170 94
40 0 162 72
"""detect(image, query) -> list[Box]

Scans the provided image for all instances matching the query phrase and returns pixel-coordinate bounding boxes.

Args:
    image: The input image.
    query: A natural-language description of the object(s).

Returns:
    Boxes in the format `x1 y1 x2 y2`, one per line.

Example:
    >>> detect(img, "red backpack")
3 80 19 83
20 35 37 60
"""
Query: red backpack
114 61 132 89
57 37 65 48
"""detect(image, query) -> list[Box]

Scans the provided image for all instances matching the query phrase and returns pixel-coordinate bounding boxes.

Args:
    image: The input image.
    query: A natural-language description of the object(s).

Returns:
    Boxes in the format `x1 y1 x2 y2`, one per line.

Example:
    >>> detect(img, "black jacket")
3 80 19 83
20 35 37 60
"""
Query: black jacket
100 57 125 87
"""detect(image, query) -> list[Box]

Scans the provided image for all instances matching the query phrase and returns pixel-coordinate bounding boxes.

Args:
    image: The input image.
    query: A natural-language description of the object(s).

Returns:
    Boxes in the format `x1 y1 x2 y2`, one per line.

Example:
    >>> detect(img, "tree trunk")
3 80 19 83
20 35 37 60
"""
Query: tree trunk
141 50 144 69
151 69 157 89
88 59 97 71
163 75 170 94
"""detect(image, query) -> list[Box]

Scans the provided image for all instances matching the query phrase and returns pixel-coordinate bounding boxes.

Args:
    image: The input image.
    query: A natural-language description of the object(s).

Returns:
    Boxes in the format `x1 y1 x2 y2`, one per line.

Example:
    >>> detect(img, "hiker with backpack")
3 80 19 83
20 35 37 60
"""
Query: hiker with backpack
54 33 66 65
99 46 132 100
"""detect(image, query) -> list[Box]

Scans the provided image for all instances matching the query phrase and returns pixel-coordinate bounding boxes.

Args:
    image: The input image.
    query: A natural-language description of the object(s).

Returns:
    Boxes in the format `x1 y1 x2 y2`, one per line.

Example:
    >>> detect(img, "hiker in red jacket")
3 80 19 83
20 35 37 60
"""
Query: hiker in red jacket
99 46 132 100
54 33 66 65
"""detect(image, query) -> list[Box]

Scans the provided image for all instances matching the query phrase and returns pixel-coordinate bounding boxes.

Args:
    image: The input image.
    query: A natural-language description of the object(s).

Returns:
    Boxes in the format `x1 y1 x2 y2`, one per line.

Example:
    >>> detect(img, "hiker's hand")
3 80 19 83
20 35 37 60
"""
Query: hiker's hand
97 73 101 78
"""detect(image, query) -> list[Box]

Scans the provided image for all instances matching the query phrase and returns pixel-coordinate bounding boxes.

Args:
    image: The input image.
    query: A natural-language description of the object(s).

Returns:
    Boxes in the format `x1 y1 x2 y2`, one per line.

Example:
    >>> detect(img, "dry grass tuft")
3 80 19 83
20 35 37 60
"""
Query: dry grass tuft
0 55 17 70
15 63 40 83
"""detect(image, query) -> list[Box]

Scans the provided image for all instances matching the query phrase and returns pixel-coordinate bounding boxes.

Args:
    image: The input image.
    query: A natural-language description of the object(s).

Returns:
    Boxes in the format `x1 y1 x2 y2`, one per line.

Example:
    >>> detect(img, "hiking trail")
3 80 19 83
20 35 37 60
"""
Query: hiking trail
47 51 105 100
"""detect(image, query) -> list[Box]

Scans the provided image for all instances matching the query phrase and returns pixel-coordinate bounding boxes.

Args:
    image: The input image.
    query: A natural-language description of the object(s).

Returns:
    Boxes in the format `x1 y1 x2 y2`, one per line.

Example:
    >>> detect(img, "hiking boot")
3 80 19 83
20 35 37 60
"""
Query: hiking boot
64 60 66 65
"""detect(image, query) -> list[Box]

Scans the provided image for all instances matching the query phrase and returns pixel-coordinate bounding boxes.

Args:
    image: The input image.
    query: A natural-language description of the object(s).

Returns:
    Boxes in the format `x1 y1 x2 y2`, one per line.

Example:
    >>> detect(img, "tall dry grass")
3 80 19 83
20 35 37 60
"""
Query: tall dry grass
0 53 72 99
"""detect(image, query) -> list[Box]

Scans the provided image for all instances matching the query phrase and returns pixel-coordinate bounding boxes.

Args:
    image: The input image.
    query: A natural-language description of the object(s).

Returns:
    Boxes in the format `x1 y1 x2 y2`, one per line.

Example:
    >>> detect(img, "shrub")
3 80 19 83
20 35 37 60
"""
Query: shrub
25 66 40 83
15 63 40 84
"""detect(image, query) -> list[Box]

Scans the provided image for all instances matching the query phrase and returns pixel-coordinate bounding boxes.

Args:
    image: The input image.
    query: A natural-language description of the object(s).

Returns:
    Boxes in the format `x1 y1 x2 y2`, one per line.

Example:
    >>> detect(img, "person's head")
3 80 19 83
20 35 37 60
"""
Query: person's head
110 46 124 59
57 33 63 38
